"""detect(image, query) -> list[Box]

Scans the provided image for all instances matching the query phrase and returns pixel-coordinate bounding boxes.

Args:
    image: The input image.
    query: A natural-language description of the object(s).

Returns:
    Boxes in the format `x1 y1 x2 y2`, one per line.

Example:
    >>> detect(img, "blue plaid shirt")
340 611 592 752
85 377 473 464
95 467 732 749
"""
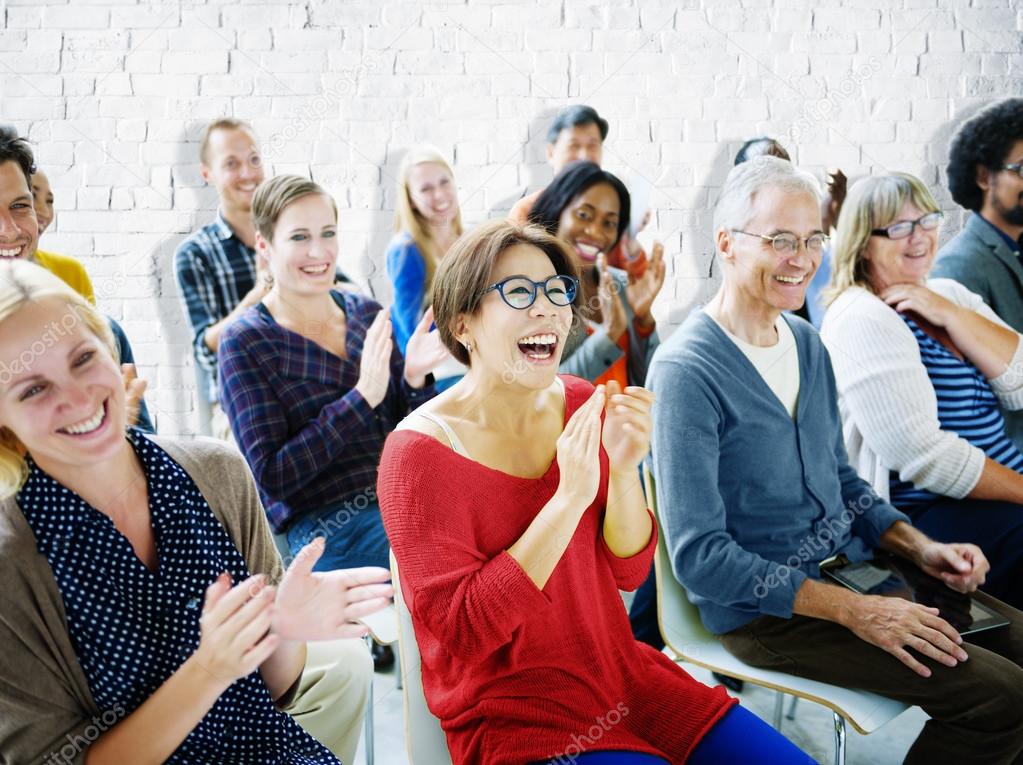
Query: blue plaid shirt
174 210 258 401
218 289 436 533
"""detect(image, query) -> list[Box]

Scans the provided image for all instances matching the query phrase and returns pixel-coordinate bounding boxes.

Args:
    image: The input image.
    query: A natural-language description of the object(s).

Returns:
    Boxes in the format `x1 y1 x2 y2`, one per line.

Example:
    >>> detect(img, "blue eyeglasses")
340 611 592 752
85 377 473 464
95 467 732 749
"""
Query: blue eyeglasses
482 275 579 310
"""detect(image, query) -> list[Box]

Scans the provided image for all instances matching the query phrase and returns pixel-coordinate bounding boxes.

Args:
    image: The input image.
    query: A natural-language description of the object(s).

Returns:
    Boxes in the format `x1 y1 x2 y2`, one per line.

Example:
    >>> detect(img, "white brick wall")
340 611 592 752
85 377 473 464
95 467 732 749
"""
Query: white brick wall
1 0 1021 436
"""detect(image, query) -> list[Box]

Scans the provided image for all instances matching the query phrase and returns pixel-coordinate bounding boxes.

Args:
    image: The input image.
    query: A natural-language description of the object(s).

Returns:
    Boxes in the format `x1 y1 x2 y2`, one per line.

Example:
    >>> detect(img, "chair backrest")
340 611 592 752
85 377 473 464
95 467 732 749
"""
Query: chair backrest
644 467 716 648
390 551 453 765
193 362 213 437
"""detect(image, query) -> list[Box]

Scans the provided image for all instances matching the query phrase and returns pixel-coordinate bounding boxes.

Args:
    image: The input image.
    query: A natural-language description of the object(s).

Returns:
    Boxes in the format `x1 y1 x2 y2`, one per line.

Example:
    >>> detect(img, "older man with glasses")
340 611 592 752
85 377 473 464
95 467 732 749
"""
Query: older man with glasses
648 156 1023 764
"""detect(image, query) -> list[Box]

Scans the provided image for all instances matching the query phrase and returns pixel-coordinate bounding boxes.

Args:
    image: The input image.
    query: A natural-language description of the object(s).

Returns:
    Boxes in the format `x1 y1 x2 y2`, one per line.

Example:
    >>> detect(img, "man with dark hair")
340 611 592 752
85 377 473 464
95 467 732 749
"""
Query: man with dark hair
933 97 1023 447
509 105 648 278
0 127 154 431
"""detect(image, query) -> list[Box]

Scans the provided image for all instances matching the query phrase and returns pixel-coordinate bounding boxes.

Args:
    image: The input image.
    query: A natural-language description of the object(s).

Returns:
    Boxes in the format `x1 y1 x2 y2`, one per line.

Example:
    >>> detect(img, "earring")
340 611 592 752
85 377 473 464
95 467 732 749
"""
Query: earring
464 340 473 353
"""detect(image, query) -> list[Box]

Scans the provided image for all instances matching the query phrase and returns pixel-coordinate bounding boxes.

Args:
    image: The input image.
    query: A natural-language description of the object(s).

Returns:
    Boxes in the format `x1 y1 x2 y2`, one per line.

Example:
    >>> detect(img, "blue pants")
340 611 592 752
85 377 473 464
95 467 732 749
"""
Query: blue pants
286 500 390 572
906 496 1023 610
533 706 815 764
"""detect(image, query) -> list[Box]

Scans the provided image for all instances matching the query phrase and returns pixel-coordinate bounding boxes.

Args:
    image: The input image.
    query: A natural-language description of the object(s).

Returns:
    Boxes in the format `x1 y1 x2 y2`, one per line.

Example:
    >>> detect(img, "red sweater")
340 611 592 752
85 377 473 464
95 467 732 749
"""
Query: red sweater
378 375 734 765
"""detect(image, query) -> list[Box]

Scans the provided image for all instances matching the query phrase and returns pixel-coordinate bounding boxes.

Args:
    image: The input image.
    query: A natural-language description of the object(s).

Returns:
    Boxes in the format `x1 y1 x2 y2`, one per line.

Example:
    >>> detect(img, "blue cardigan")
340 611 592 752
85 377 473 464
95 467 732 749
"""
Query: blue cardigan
647 310 910 635
385 231 427 355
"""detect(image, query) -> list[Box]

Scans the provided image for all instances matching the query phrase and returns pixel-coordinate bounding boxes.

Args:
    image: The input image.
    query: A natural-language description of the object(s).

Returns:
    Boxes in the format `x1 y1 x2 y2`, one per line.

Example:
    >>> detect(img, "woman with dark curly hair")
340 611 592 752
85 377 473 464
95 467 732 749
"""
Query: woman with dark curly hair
933 97 1023 447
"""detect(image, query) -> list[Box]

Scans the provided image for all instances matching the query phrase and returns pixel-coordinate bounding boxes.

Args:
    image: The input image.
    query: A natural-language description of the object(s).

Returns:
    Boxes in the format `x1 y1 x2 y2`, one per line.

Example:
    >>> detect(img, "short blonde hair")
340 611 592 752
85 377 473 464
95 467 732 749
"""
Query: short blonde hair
252 174 338 242
825 173 941 305
432 219 579 366
394 146 464 304
0 259 117 498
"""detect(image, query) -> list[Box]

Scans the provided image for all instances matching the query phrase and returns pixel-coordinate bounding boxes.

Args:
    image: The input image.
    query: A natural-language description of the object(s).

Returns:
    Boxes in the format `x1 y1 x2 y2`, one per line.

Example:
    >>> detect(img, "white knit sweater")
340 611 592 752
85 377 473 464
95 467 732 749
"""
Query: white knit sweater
821 278 1023 500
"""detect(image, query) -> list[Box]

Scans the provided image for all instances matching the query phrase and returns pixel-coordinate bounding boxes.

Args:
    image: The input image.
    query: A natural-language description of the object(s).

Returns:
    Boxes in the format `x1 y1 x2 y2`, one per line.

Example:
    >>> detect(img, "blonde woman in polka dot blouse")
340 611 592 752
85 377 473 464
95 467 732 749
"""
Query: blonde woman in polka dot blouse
0 259 392 764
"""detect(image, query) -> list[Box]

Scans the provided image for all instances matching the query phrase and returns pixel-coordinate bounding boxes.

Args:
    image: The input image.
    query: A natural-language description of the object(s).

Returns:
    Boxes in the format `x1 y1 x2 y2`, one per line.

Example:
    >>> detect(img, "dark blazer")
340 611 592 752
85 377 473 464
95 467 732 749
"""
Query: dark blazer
933 213 1023 448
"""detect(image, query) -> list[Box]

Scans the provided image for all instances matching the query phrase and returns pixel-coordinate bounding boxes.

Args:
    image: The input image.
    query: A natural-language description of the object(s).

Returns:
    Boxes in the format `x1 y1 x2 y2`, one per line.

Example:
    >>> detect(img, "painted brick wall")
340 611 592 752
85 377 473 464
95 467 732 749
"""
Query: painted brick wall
2 0 1021 435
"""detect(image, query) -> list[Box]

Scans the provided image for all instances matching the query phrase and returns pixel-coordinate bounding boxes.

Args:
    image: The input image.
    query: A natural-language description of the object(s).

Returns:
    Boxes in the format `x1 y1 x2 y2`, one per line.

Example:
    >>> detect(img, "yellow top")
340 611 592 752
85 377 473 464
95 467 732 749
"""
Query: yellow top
34 250 96 305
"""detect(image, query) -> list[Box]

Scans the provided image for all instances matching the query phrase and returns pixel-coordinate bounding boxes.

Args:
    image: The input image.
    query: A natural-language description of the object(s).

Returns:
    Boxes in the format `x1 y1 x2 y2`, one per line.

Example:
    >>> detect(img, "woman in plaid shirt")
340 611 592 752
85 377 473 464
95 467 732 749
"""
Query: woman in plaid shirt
218 175 443 595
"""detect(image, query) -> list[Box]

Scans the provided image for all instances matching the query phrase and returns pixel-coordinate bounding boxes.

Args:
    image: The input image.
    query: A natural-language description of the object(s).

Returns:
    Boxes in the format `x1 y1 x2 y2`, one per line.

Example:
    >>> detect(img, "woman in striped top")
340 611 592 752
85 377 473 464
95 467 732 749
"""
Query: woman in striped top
821 172 1023 608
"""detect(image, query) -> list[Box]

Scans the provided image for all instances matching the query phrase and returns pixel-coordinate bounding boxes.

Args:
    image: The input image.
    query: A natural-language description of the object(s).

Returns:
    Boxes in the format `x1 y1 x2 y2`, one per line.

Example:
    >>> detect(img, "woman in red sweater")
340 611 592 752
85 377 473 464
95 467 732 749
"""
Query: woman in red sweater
377 220 815 764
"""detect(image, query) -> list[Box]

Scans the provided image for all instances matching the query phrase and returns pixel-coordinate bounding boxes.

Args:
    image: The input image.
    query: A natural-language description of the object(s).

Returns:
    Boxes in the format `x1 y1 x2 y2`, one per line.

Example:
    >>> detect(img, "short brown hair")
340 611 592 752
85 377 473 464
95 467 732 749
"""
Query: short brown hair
432 219 580 366
199 117 254 166
251 174 338 241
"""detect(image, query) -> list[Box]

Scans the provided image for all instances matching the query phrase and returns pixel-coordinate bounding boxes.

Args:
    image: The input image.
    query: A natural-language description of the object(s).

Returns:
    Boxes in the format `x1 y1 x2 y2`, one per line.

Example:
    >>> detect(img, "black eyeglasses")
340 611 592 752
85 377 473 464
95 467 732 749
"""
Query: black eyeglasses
1002 163 1023 180
482 275 578 310
732 229 830 255
871 211 943 240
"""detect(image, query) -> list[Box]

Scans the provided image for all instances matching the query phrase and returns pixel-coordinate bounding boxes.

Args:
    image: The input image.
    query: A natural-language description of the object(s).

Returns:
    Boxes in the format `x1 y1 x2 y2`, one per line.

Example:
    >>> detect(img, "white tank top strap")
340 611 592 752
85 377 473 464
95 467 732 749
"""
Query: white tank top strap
406 410 471 458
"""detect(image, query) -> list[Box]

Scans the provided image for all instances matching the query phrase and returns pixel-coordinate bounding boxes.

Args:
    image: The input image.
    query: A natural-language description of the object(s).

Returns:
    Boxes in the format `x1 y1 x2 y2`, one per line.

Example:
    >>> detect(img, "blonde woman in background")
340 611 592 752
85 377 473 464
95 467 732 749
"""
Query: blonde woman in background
386 145 466 390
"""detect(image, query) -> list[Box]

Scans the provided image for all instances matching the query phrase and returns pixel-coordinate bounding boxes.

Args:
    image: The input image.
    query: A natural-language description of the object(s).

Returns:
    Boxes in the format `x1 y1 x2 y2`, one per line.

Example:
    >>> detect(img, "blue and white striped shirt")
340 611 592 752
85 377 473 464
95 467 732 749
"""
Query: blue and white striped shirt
890 314 1023 507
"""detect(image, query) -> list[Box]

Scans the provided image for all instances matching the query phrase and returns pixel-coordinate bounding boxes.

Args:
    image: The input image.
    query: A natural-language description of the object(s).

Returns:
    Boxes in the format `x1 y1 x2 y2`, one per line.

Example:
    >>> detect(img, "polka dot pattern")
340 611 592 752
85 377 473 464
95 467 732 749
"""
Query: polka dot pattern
18 429 340 764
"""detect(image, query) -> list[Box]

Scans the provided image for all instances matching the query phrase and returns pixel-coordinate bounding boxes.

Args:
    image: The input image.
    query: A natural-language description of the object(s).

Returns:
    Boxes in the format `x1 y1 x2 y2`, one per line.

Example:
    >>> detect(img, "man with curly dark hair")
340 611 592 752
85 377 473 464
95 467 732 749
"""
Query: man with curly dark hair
934 97 1023 448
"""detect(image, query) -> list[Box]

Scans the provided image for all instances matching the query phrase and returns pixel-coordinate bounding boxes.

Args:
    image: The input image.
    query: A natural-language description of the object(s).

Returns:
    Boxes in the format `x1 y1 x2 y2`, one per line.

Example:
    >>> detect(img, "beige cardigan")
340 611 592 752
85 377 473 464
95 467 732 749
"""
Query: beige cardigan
0 435 284 765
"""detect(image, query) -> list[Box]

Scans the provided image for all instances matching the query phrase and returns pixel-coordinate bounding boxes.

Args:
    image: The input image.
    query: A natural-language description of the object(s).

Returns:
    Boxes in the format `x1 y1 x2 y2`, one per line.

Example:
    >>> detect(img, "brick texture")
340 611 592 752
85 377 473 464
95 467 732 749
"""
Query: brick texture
0 0 1018 435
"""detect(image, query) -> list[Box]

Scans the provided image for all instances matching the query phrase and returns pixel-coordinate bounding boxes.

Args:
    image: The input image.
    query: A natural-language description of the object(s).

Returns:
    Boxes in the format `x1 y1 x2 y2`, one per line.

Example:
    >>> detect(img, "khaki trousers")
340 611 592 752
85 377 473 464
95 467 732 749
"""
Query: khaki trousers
279 638 374 764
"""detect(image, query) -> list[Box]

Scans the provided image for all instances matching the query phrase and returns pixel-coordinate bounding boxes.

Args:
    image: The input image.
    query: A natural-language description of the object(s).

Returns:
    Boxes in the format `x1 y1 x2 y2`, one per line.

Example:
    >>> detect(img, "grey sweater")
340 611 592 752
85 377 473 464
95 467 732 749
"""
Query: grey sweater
560 266 659 385
647 310 910 635
0 435 283 765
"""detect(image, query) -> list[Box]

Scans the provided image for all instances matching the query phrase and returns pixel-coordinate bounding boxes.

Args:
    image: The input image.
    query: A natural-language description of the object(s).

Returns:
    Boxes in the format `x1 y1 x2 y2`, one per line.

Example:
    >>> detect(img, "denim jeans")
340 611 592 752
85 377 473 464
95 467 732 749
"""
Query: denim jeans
286 500 391 572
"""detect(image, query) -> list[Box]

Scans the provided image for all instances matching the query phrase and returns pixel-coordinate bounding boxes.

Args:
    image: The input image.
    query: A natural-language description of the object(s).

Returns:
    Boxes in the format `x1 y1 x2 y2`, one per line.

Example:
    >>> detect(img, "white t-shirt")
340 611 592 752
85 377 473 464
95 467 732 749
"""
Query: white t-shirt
712 314 800 418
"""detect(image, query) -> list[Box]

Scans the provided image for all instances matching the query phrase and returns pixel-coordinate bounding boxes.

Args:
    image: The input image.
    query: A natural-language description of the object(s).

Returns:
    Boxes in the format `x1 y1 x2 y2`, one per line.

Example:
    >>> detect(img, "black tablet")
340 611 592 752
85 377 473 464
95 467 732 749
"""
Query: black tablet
820 552 1009 636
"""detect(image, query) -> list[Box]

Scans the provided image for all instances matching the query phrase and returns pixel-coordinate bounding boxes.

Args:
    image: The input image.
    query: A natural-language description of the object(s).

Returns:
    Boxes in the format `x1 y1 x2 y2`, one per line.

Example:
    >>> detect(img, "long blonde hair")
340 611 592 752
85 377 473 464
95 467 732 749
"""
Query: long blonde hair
394 146 463 303
0 260 117 498
825 173 941 306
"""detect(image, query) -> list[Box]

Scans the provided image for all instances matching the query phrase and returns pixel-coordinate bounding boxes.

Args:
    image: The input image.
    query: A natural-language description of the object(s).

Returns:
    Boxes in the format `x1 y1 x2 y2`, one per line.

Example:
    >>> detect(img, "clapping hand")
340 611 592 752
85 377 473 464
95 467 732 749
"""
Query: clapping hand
601 380 654 473
193 573 280 686
555 385 606 509
625 242 666 326
272 537 394 642
355 310 394 408
122 363 148 427
404 307 451 388
597 254 628 342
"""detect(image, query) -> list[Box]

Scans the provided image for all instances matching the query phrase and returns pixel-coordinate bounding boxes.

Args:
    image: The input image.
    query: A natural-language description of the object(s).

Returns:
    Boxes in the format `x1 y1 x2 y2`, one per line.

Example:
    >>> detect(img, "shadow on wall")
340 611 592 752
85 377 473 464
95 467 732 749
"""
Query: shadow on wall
929 102 987 248
153 122 218 437
659 140 735 337
486 107 561 220
365 146 401 305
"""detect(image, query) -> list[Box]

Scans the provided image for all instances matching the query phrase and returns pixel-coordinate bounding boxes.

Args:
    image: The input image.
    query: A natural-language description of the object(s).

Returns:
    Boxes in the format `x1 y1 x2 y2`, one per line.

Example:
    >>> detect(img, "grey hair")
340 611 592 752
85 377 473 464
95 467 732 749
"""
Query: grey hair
712 155 822 242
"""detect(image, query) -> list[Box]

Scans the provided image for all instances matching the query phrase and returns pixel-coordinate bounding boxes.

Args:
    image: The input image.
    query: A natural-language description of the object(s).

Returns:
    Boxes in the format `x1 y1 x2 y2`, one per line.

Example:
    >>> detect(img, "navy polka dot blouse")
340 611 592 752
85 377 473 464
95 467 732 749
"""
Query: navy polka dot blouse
18 429 341 764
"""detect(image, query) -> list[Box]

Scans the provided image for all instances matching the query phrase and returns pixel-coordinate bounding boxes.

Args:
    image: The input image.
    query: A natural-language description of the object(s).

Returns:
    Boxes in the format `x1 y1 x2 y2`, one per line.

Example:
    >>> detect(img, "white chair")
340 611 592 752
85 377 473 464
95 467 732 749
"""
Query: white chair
356 605 401 765
390 551 453 765
645 468 911 765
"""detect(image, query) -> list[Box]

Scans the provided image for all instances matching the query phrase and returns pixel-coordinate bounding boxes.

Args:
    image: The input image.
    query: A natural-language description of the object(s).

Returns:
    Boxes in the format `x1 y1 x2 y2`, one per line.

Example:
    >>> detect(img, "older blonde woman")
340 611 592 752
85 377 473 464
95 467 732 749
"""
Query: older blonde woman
821 172 1023 608
0 260 392 763
385 146 465 389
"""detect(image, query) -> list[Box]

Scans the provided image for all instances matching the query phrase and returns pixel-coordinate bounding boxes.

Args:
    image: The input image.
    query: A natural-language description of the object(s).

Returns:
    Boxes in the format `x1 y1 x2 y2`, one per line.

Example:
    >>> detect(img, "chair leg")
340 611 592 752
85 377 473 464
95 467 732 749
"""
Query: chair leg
832 712 846 765
785 695 799 721
364 636 374 765
773 691 785 730
395 641 402 691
